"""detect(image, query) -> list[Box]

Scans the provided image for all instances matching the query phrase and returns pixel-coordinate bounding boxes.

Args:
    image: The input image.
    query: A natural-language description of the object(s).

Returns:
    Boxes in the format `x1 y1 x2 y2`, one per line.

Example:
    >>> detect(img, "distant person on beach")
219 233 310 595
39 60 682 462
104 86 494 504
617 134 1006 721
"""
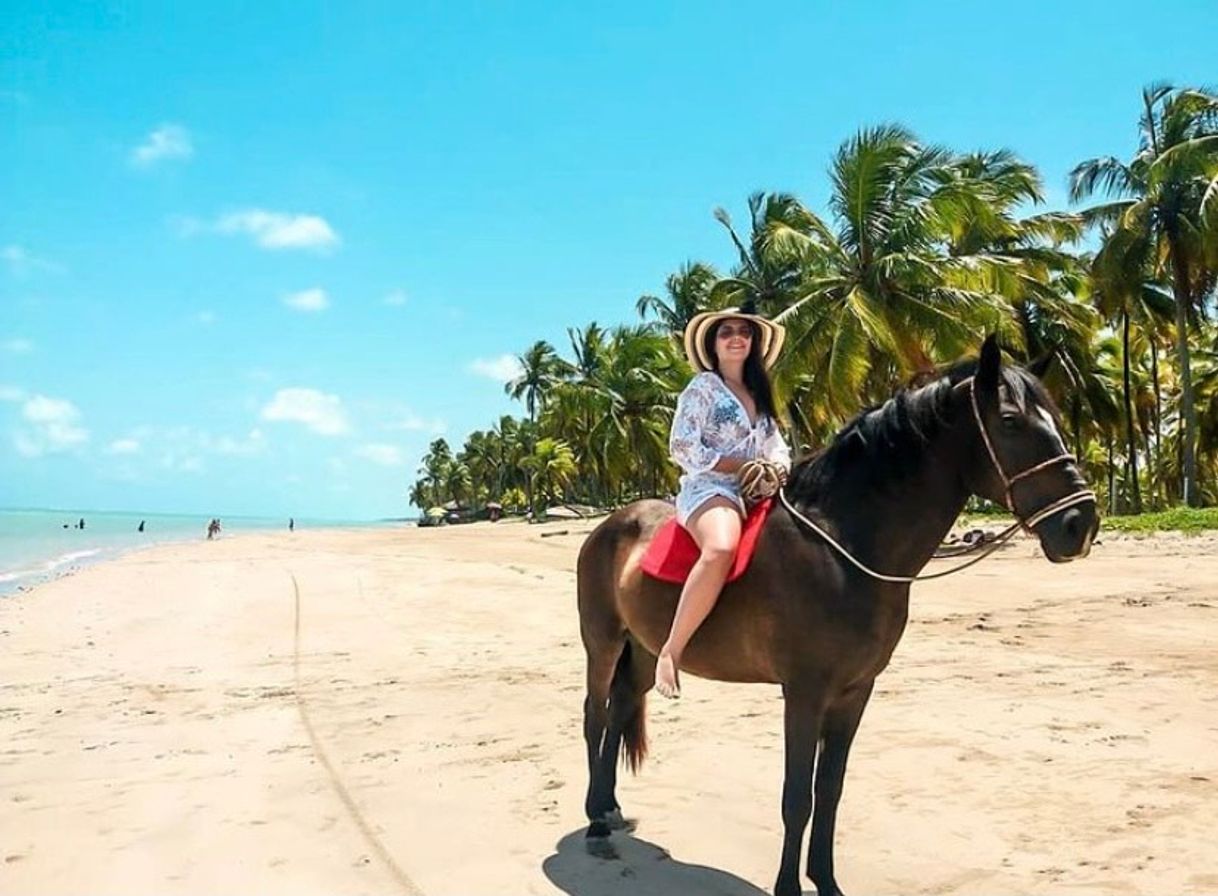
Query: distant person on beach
78 518 85 530
655 303 790 699
289 518 294 532
138 520 145 532
206 519 221 540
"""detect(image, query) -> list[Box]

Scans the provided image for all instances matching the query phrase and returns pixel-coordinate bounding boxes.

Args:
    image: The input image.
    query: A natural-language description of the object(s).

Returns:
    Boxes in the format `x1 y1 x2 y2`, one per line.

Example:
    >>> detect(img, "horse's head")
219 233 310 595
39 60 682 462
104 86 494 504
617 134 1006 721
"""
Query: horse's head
960 335 1099 562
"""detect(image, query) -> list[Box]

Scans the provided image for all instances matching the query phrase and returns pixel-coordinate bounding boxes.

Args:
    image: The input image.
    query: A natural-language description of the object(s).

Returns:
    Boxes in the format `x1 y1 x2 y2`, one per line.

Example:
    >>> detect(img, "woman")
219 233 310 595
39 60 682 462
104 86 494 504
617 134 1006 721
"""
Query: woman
656 304 791 698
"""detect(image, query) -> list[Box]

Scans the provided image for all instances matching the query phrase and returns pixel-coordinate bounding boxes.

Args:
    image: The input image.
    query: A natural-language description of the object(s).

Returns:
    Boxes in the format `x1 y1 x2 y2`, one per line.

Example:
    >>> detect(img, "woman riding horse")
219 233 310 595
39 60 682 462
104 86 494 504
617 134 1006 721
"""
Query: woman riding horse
578 336 1099 896
657 303 791 698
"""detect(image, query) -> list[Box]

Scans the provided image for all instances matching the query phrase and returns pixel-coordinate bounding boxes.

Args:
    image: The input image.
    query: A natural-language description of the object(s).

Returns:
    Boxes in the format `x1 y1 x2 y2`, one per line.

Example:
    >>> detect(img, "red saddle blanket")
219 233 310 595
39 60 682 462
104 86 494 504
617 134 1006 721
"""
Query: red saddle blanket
641 498 775 584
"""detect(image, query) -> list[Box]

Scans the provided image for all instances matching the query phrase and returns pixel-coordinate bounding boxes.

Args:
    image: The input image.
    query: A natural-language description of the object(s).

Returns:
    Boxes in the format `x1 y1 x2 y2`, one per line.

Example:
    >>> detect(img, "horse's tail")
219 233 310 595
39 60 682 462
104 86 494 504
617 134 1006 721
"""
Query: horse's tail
614 638 649 773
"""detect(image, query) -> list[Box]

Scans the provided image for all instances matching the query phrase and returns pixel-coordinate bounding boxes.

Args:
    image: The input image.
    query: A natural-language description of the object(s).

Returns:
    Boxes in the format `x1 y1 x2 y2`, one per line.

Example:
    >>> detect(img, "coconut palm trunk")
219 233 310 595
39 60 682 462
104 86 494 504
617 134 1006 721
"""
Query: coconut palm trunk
1121 309 1143 513
1169 245 1199 506
1150 338 1163 508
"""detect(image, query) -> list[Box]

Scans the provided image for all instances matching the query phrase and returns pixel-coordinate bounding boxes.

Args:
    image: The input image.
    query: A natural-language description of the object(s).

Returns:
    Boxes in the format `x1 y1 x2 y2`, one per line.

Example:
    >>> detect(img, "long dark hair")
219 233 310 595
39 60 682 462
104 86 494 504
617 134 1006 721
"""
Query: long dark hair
701 318 779 421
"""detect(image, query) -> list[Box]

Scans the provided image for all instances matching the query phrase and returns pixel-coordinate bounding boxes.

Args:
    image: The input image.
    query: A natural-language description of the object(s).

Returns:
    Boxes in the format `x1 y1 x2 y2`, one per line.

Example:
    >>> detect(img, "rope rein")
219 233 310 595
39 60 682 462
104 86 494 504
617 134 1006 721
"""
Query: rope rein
776 377 1097 584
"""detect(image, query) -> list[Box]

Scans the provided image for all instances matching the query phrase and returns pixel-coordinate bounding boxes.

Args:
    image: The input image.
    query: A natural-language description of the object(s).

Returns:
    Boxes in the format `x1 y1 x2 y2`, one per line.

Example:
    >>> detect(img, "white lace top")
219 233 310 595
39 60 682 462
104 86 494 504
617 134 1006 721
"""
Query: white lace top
669 371 792 525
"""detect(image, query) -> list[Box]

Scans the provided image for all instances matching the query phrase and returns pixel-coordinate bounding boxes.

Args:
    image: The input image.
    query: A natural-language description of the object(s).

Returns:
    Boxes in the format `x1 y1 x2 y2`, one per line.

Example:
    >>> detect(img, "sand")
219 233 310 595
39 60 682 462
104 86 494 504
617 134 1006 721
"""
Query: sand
1 520 1216 895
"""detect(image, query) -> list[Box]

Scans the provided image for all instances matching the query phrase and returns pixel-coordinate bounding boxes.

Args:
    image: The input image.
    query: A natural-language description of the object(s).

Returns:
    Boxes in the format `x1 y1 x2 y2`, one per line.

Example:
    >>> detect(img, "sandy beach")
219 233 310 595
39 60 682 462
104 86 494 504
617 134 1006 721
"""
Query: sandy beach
1 520 1216 895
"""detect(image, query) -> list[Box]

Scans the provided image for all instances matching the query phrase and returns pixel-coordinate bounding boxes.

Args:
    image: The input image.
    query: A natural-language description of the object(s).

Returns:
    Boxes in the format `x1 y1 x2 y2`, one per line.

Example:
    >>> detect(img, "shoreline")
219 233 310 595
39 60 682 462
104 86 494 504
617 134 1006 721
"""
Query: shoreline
0 514 407 598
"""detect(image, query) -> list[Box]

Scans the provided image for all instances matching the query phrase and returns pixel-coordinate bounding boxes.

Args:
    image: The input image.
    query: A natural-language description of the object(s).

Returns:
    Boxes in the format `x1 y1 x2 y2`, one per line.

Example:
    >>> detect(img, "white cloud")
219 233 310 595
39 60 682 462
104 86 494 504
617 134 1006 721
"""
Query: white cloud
2 338 32 353
282 288 329 313
385 412 447 434
107 438 141 455
160 451 205 474
214 428 265 456
108 426 266 473
469 354 524 383
354 443 404 467
261 388 349 436
2 244 60 275
216 209 339 251
0 385 26 402
14 394 89 457
131 124 194 167
383 289 408 306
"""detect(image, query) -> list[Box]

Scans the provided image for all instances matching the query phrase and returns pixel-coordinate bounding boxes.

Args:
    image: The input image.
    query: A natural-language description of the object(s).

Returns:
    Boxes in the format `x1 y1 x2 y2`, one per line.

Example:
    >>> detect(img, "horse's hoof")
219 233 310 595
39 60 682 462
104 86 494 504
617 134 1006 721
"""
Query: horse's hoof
586 820 611 839
811 880 845 896
585 836 619 860
603 808 635 831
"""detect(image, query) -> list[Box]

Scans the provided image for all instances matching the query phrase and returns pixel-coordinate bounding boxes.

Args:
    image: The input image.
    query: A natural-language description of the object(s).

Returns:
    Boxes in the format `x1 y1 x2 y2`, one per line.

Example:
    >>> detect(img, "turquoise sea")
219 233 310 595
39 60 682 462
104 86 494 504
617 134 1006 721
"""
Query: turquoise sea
0 508 399 596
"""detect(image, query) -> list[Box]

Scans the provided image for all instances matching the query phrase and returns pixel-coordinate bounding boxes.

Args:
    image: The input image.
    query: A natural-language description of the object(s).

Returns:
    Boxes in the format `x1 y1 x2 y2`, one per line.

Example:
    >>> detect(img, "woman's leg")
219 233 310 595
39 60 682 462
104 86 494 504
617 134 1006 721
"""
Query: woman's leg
655 498 743 698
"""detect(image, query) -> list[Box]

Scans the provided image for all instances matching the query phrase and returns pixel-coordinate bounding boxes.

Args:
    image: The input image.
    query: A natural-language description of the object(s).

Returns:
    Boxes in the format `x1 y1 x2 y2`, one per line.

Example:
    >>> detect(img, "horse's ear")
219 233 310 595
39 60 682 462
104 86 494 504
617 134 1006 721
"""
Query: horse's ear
1027 349 1056 380
976 334 1002 394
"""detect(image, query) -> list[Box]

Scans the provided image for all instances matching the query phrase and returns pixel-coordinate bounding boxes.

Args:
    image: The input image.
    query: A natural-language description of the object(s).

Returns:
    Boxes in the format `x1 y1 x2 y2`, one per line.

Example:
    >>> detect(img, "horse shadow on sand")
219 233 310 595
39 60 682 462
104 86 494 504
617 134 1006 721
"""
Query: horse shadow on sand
543 826 774 896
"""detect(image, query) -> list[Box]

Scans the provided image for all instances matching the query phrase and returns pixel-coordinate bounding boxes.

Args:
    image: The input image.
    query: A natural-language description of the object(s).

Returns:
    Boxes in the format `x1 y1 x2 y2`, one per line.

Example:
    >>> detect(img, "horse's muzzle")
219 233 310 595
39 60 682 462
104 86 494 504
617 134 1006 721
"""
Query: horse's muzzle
1043 505 1099 562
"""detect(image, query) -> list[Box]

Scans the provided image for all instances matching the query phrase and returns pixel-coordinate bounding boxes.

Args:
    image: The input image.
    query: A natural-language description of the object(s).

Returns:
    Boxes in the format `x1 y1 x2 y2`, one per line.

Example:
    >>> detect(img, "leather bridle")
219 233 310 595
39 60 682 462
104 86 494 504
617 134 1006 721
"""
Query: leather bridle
776 375 1097 584
964 376 1097 533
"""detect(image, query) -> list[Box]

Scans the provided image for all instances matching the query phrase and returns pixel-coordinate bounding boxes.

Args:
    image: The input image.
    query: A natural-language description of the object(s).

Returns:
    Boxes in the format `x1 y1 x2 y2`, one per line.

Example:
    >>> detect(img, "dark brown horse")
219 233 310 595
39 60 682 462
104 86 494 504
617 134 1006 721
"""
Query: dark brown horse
577 336 1099 896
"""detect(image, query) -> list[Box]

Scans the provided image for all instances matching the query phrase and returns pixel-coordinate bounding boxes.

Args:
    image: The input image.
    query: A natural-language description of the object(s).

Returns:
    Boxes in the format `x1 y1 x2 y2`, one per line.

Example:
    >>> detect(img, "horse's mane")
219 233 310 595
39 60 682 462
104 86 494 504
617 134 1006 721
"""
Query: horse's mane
786 360 1059 503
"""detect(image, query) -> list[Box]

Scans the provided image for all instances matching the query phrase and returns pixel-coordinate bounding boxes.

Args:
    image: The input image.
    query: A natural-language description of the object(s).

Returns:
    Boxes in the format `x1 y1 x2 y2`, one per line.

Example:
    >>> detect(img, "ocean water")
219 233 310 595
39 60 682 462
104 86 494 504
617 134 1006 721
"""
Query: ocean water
0 509 391 596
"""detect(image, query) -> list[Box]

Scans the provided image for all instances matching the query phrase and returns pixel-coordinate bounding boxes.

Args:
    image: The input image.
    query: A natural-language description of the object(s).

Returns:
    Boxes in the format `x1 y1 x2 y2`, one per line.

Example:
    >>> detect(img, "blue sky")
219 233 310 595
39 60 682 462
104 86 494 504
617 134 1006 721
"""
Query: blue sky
2 1 1215 520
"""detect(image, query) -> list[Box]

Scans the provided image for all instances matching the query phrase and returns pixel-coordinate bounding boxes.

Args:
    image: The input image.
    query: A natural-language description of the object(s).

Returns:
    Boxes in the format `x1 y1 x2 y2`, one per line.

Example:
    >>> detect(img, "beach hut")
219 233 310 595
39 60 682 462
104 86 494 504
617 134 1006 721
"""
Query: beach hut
485 501 503 522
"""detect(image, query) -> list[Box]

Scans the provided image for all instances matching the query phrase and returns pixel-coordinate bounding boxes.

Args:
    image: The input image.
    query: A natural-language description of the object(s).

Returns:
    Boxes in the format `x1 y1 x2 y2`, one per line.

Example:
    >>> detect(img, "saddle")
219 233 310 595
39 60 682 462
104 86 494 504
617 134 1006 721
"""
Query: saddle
640 498 775 584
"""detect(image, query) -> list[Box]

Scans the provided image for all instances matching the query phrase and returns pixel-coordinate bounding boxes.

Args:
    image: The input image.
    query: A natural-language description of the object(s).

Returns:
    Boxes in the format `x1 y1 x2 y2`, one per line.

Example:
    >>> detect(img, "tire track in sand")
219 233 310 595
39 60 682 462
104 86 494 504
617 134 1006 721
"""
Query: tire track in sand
291 574 424 896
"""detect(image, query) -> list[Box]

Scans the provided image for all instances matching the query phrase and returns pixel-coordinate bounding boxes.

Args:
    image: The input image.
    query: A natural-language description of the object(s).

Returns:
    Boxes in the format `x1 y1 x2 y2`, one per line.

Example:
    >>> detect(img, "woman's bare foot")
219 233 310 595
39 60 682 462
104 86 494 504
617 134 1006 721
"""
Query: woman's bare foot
655 652 681 698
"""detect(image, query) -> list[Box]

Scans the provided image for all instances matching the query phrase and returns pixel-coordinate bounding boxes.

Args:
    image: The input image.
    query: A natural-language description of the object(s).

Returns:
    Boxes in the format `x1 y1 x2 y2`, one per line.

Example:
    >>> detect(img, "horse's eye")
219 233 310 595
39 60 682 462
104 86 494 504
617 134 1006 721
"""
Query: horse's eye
1000 413 1021 430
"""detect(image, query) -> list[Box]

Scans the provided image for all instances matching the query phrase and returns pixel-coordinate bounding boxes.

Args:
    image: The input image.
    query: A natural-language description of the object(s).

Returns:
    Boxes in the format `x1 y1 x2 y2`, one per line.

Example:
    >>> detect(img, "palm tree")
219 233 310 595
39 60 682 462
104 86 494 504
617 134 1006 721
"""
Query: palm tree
933 149 1111 462
444 461 472 509
1070 83 1218 505
709 192 827 319
636 262 719 335
547 323 611 503
419 438 453 506
492 415 521 497
505 340 569 423
522 438 577 513
535 322 682 505
1191 328 1218 500
1091 225 1178 512
594 324 684 501
759 127 1009 435
407 480 427 512
459 430 499 505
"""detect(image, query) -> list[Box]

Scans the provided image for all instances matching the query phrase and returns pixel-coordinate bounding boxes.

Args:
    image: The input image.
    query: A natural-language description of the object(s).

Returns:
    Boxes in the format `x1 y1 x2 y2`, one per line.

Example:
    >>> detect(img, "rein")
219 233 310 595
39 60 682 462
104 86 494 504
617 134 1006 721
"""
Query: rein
777 377 1097 584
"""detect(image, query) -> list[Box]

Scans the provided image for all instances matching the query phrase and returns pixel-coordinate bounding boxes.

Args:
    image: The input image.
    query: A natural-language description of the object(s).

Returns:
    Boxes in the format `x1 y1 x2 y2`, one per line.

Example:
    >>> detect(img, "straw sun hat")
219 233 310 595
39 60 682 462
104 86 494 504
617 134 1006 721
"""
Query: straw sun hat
682 303 786 373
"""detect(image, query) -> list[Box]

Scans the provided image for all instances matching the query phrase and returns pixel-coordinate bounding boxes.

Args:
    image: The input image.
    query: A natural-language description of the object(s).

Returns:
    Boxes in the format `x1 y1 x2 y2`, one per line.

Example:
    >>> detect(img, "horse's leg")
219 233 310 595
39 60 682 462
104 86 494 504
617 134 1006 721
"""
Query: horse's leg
583 637 624 837
774 683 825 896
806 681 875 896
592 637 655 830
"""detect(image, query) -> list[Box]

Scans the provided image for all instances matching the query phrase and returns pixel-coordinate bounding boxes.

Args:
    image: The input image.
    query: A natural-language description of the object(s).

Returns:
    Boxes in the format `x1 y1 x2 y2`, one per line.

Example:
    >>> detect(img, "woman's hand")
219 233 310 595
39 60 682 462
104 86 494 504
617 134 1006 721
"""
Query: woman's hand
712 456 748 475
738 460 786 504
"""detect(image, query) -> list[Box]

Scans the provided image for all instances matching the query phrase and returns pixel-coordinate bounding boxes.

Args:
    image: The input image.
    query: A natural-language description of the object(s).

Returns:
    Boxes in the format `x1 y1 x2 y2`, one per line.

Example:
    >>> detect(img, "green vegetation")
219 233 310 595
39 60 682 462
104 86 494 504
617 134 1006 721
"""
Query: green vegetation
412 84 1218 518
1100 506 1218 533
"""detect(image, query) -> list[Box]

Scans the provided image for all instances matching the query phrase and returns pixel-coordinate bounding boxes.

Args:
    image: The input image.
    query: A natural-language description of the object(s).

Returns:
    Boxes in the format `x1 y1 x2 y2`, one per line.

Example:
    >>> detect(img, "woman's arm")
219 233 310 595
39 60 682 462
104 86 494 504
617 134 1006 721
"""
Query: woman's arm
760 418 792 471
669 376 721 474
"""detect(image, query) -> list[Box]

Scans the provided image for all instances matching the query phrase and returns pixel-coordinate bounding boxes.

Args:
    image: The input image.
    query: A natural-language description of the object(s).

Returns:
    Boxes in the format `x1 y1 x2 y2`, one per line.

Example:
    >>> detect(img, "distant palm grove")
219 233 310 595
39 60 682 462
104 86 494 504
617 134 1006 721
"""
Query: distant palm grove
410 85 1218 518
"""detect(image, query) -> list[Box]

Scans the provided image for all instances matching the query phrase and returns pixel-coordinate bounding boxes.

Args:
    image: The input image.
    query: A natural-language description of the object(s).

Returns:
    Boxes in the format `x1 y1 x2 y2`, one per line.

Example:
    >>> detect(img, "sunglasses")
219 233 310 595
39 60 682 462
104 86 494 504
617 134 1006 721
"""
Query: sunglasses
716 323 754 340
